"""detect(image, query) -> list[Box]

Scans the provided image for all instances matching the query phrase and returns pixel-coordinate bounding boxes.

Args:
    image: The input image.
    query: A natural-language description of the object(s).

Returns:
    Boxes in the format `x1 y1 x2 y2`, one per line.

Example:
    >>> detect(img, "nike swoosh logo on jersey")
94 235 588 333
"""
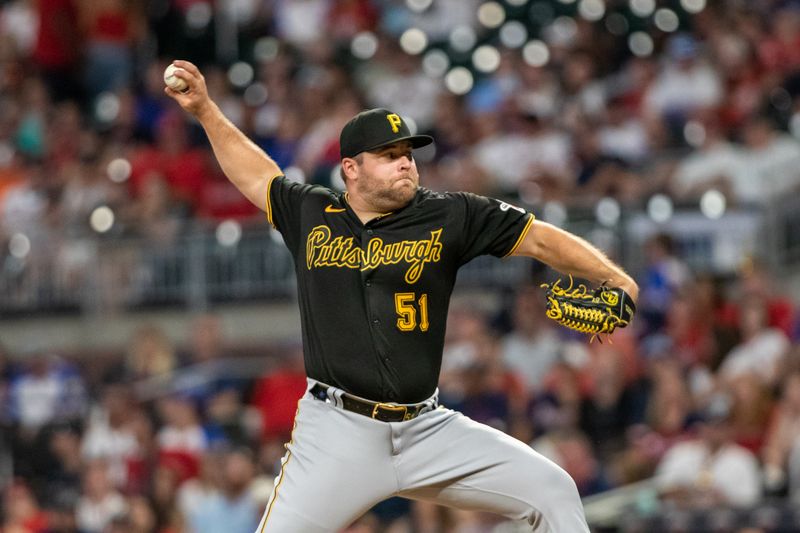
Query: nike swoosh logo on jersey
325 205 347 213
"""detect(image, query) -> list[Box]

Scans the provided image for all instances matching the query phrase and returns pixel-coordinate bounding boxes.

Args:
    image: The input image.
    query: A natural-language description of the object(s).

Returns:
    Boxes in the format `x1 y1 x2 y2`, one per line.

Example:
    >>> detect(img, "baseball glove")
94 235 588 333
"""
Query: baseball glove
540 277 635 339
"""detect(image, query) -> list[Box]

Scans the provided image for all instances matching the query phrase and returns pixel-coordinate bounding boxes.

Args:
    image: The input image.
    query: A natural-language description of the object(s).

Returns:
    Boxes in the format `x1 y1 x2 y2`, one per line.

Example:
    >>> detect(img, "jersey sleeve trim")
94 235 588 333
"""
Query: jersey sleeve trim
502 213 535 258
265 173 281 228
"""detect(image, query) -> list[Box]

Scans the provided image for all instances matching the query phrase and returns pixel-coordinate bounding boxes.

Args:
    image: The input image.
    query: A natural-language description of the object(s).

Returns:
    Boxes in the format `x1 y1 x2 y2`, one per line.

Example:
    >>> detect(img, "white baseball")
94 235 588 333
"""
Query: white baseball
164 63 189 92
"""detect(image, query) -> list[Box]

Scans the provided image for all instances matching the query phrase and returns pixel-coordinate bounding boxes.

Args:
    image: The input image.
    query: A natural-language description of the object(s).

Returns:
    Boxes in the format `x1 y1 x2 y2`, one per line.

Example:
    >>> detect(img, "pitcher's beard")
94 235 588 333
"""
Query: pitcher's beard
358 177 417 212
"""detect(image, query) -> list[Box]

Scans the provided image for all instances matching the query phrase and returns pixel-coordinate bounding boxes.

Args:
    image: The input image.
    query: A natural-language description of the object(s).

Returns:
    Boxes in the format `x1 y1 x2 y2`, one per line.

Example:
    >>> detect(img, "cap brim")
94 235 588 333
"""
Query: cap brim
359 134 434 155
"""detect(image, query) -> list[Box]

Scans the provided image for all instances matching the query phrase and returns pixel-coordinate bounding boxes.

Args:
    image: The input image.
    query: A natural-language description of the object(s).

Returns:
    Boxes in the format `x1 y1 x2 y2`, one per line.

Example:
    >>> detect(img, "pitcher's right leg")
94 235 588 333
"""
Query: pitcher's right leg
255 394 398 533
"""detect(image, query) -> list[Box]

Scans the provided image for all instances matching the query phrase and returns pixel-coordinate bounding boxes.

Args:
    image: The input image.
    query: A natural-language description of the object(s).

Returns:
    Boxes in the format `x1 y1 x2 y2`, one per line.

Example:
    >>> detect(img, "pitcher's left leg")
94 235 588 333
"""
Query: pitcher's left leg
396 408 589 533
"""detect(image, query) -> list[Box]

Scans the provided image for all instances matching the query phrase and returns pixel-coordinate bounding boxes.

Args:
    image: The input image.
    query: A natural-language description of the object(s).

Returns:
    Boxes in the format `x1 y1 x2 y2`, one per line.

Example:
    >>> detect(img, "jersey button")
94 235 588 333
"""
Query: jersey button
372 318 380 325
366 229 374 235
365 280 372 287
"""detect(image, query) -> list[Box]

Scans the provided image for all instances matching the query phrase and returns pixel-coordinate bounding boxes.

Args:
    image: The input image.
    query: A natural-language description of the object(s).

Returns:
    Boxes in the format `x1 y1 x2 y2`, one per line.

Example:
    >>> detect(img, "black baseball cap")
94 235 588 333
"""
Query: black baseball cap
339 108 434 159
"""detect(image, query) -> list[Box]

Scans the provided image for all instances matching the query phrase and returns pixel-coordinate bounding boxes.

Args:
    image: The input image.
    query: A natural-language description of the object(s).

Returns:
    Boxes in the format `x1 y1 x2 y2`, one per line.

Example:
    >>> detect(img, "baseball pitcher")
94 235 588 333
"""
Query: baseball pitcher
165 60 638 532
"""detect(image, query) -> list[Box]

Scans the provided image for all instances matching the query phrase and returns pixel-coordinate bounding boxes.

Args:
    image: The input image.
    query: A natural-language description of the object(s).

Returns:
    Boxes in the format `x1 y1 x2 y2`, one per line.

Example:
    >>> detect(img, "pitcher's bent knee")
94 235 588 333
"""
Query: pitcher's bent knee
520 458 585 530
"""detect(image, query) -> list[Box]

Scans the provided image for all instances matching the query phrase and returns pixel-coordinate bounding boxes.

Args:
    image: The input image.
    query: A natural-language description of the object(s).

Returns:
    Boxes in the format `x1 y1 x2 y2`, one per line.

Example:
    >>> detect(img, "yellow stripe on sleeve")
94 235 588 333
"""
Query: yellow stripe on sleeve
265 174 281 228
503 213 535 258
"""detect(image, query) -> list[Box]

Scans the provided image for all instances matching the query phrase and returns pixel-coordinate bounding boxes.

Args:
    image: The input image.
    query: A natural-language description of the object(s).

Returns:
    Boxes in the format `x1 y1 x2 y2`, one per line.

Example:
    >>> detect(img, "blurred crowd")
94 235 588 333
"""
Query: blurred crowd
2 245 800 532
2 0 800 531
2 0 800 271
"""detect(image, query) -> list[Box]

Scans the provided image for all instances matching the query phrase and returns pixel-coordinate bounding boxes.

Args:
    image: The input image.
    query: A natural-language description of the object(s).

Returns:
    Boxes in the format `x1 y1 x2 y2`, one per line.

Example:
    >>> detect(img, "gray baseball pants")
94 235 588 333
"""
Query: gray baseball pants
255 379 589 532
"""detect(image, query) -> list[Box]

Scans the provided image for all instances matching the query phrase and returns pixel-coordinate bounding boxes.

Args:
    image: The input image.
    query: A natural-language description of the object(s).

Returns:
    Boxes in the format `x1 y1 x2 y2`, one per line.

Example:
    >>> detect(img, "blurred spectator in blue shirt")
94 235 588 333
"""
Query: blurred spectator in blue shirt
184 448 260 533
639 233 692 334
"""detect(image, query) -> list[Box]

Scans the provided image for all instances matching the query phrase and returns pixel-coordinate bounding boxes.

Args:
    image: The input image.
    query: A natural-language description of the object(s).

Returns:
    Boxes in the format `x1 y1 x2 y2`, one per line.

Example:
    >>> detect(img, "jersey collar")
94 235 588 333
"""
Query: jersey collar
340 189 423 226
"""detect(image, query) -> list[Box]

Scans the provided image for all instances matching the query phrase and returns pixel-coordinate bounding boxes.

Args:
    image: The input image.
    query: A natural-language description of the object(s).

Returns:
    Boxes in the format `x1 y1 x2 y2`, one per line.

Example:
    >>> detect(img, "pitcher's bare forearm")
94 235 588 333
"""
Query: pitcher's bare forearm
514 220 639 300
164 60 280 211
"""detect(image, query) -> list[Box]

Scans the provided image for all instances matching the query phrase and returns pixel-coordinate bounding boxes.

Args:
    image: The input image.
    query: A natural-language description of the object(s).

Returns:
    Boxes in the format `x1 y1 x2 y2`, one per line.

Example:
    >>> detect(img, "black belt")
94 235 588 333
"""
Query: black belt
310 383 435 422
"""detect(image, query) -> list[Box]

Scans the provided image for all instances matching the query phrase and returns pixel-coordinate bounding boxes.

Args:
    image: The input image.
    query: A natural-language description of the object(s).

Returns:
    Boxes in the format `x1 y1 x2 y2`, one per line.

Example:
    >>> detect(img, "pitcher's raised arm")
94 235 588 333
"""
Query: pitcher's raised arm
164 60 281 211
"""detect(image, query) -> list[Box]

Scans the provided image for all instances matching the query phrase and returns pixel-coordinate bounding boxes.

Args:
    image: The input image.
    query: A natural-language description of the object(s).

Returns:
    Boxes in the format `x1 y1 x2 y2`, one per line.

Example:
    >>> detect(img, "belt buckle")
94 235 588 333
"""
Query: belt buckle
372 402 407 422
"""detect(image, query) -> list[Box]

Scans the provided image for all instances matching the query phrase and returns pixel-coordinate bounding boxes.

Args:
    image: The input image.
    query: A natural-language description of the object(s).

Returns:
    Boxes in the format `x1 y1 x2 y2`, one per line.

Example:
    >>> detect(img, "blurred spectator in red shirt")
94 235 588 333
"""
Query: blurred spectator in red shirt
128 111 214 214
81 384 144 489
758 7 800 77
2 481 49 533
156 395 208 482
735 258 795 336
727 372 773 454
251 347 306 443
78 0 144 97
33 0 81 101
327 0 378 42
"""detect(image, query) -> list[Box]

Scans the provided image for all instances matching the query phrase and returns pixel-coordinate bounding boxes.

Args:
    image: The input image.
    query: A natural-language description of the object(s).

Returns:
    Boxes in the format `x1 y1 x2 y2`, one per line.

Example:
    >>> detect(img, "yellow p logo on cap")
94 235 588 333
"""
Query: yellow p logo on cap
386 113 402 133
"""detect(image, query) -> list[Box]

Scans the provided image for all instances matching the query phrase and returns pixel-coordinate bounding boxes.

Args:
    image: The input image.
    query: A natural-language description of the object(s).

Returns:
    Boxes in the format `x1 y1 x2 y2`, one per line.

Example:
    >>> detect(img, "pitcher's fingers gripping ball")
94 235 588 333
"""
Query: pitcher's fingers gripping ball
541 276 636 339
164 63 189 93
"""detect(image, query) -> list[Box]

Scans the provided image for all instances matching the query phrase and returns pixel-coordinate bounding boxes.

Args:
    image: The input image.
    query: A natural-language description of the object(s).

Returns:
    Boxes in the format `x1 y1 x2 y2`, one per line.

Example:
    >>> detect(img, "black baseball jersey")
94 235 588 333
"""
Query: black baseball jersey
267 176 534 403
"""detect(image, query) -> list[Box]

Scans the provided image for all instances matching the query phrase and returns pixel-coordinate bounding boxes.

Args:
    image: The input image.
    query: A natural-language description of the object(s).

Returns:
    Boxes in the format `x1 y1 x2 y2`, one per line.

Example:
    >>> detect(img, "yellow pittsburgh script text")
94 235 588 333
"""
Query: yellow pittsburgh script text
306 225 443 284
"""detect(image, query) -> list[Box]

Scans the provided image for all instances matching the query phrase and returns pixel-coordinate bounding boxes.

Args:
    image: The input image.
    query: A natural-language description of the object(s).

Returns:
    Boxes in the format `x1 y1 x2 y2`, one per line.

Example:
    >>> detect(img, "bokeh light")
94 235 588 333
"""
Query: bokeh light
647 194 673 223
522 40 550 67
578 0 605 22
595 197 621 227
351 31 379 59
9 233 30 259
422 49 450 77
477 2 506 29
499 21 528 48
399 28 428 55
107 158 131 183
472 45 501 73
406 0 433 12
449 26 477 52
216 220 242 247
253 37 279 62
228 62 254 88
90 206 115 233
680 0 706 14
186 2 212 29
700 190 726 219
654 8 680 32
628 32 654 57
444 67 474 95
95 93 120 123
630 0 655 17
684 120 706 148
243 83 269 107
545 16 578 46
